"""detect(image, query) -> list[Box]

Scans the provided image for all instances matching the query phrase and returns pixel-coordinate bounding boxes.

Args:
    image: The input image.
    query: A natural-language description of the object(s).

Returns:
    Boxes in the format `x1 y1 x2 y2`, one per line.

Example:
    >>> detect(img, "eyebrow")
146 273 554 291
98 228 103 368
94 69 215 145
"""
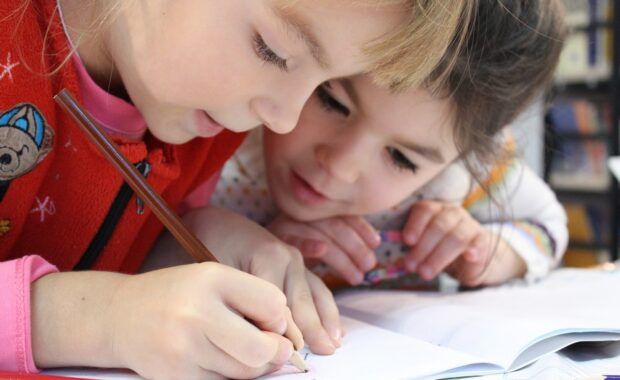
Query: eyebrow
272 6 331 70
401 141 445 164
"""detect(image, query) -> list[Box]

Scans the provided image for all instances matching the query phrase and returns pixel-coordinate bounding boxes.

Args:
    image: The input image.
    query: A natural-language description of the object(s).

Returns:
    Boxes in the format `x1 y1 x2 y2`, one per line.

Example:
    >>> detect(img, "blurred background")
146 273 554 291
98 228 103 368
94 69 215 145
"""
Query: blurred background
515 0 619 268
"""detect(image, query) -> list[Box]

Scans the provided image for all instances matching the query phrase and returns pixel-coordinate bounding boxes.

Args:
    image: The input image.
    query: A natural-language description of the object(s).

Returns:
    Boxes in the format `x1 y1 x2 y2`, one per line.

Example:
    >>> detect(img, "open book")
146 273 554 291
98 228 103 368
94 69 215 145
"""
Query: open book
263 268 620 379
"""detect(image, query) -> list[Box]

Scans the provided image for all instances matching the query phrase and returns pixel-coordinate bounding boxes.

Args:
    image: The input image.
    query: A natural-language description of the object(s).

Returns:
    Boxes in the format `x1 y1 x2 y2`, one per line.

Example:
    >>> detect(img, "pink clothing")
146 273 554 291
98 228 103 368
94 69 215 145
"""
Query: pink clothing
0 256 58 373
72 54 147 141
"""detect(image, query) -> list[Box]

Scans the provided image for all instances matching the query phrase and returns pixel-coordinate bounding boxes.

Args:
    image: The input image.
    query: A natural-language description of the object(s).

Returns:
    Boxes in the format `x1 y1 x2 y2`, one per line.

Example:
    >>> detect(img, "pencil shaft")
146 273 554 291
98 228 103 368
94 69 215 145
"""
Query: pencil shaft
55 89 217 263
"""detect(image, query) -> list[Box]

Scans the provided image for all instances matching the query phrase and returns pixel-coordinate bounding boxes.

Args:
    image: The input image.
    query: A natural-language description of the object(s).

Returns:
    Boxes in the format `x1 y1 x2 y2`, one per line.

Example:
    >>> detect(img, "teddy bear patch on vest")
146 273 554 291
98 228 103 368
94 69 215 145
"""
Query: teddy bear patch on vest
0 103 55 201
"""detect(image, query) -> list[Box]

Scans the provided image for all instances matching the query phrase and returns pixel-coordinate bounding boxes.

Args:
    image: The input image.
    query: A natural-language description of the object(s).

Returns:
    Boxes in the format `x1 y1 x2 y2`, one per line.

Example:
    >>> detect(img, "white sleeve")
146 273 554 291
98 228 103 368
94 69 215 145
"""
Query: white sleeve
467 160 568 282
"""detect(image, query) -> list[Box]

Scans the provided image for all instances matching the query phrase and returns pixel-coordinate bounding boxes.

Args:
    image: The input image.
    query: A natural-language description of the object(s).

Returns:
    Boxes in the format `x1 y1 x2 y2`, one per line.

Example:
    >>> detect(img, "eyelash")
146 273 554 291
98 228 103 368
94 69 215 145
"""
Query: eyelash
315 85 350 116
387 147 418 173
316 87 418 174
253 33 288 71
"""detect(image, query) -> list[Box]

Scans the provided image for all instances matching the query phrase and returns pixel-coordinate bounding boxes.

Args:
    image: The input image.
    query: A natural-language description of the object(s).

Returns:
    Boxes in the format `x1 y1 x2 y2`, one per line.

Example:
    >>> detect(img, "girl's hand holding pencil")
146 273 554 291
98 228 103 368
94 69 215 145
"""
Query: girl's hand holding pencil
31 264 297 380
184 207 342 355
105 264 300 379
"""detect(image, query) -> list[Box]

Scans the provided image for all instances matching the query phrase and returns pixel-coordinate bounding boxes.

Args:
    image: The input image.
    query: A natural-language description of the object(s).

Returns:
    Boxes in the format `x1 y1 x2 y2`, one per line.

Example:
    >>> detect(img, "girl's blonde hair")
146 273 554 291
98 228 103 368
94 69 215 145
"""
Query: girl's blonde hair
365 1 477 92
12 0 474 93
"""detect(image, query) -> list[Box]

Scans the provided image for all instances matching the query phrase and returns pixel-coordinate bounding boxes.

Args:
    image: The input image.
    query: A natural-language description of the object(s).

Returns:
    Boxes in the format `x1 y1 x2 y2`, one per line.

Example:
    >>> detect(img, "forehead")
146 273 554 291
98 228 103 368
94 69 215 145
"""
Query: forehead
273 0 407 76
353 76 458 156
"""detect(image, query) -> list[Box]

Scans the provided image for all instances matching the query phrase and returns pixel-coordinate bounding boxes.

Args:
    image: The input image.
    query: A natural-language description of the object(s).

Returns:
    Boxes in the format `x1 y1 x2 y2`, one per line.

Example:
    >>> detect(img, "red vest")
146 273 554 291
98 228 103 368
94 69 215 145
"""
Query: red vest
0 0 245 273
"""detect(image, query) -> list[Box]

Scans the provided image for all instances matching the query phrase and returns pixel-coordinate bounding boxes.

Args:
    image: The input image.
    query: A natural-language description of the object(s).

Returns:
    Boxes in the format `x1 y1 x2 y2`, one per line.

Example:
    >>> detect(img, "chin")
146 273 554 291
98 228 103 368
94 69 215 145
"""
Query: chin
148 127 193 145
277 197 334 222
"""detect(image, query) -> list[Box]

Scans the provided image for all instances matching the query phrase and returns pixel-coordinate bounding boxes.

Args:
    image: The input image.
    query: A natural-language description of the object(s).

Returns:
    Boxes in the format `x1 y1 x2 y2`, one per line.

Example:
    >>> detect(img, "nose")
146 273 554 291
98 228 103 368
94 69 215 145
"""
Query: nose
250 81 316 134
315 134 366 184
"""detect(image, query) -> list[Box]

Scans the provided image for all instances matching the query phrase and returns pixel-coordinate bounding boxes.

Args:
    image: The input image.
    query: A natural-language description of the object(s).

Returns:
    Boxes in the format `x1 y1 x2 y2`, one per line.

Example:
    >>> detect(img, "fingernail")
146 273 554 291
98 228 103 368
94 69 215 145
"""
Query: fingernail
329 327 342 347
419 265 433 280
370 232 381 247
406 259 417 272
275 318 288 335
351 271 364 285
466 249 479 261
406 233 417 245
364 255 376 270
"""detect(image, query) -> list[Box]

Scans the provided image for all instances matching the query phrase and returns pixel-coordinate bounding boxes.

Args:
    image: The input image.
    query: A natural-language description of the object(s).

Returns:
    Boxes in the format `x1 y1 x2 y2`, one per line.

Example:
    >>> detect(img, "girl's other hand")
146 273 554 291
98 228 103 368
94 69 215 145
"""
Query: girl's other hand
268 214 380 285
402 200 525 286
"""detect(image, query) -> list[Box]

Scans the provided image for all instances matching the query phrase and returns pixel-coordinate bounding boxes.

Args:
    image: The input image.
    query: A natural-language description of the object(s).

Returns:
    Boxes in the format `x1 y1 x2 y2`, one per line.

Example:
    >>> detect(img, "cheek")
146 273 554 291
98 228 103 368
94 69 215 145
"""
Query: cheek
135 15 254 107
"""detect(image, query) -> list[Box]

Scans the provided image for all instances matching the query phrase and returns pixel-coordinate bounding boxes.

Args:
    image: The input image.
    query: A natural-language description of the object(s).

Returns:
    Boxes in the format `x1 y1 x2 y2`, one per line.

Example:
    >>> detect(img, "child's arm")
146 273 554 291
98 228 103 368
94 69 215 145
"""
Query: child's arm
460 160 568 282
28 262 298 379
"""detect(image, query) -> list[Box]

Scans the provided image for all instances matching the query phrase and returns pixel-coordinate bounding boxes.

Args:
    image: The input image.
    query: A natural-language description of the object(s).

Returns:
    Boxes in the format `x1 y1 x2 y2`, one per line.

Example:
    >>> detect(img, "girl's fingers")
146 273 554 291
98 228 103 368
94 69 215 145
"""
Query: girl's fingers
448 233 492 286
306 270 342 347
205 302 287 369
282 306 305 352
402 201 442 246
241 248 305 350
197 323 291 379
284 257 336 355
342 215 381 248
314 219 376 272
217 268 292 337
406 207 461 272
417 221 478 279
290 237 328 258
321 244 365 285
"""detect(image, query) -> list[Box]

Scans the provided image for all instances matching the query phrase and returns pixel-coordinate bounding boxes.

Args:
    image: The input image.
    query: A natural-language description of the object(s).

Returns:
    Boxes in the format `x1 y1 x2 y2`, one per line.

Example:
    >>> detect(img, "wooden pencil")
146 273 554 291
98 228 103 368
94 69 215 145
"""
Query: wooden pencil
54 88 308 372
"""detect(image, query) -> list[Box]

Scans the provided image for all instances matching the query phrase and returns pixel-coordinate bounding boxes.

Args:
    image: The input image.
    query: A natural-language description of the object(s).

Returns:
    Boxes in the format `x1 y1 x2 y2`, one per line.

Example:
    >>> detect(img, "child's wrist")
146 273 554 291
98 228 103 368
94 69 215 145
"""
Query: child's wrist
31 271 128 369
483 237 527 285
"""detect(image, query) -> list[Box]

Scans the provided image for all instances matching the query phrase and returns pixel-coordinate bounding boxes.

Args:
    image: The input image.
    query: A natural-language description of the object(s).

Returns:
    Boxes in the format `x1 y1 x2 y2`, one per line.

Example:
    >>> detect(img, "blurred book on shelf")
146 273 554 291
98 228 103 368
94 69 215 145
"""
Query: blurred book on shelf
563 202 612 266
548 98 611 134
556 0 612 84
549 0 620 264
563 0 611 27
549 140 609 190
565 202 609 243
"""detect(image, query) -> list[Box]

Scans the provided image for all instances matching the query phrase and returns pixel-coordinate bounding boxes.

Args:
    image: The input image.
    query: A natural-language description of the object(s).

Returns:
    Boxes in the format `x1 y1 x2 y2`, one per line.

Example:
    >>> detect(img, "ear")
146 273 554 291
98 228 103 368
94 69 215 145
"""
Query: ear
36 125 55 163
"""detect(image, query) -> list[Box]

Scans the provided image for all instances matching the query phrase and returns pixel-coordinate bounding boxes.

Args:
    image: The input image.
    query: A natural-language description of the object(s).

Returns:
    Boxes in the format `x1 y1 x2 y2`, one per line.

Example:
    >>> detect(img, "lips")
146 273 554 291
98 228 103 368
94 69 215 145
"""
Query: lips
290 171 329 205
193 110 225 138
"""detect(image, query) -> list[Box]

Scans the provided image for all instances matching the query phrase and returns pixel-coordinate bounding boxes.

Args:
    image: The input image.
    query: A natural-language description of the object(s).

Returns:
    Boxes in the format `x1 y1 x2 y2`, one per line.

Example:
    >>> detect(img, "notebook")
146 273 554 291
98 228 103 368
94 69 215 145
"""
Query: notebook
262 267 620 379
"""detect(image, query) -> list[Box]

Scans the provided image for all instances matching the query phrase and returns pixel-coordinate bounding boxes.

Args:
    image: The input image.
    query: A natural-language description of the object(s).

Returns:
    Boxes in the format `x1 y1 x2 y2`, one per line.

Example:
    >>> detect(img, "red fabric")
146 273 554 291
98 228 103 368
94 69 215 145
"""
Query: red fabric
0 0 245 273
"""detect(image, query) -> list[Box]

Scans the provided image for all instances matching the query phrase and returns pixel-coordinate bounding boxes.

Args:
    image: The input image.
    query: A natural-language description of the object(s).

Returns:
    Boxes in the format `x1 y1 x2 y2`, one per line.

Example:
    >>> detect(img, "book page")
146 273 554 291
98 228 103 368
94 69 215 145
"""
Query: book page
336 268 620 369
261 316 497 380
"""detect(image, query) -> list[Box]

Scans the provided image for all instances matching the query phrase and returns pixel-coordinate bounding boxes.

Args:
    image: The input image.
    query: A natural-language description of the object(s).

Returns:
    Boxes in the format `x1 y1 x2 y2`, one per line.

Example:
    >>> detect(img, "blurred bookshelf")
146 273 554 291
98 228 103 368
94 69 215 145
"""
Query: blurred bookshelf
544 0 620 264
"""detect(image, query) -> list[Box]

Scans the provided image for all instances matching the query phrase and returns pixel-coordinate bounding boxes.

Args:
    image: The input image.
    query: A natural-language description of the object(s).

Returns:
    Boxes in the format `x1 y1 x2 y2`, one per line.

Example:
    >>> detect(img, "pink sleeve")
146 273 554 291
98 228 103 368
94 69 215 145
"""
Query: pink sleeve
0 255 58 373
177 169 223 215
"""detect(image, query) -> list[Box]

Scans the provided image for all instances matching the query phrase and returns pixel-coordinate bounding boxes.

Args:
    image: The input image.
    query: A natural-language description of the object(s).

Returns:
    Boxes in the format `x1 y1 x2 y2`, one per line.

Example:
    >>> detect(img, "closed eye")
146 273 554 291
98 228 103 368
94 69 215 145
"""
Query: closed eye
316 85 350 117
253 33 288 71
386 147 418 173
